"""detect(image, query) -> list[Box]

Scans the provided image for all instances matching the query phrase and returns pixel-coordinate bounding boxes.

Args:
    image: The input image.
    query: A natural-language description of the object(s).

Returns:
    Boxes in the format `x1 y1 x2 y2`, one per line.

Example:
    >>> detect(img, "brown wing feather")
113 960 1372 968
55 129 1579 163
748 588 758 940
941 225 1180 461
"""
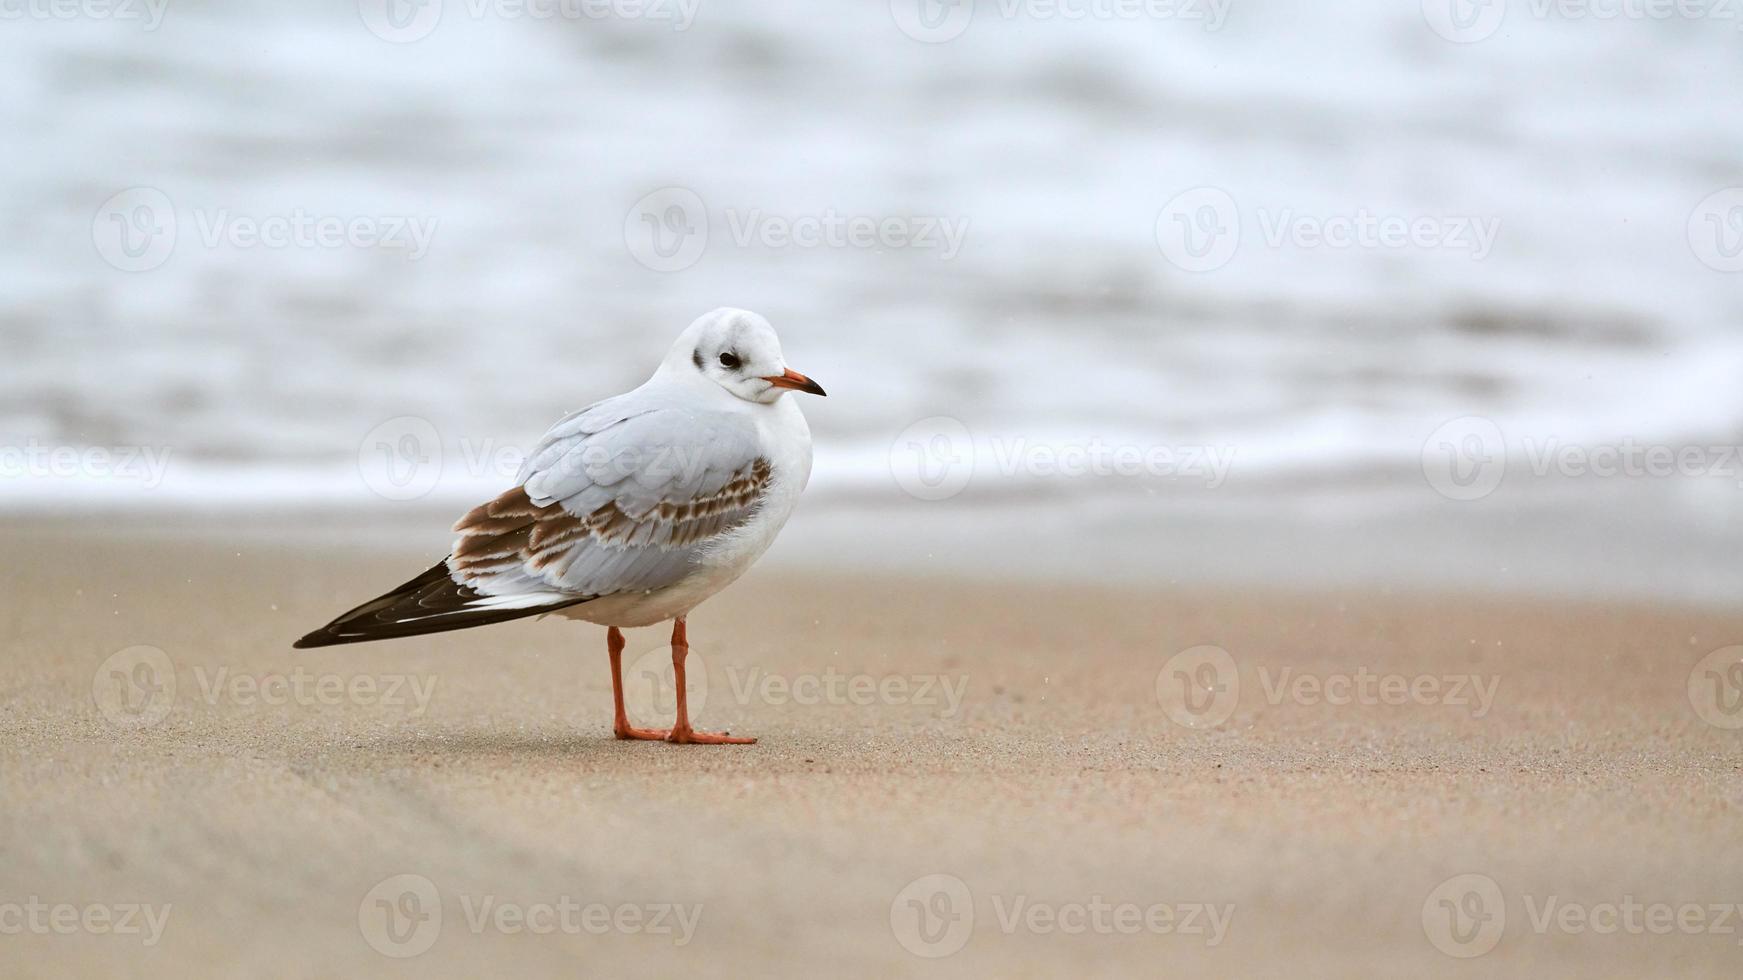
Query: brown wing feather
449 458 772 586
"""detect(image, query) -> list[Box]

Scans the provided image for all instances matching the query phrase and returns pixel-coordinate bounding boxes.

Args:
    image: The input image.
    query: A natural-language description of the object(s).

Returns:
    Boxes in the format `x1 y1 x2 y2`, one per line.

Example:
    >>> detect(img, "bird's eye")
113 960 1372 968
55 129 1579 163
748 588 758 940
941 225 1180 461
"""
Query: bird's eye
718 352 740 369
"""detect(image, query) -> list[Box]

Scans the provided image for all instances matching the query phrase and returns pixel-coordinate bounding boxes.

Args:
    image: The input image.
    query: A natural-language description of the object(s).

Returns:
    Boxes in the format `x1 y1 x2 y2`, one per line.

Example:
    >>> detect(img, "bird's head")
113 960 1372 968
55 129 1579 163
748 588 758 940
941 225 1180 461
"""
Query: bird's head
668 307 826 405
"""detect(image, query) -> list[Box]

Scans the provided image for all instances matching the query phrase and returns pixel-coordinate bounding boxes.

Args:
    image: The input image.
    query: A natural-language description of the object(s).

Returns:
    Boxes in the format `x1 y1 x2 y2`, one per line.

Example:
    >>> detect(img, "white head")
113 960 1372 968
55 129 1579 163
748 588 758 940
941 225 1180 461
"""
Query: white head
661 307 826 405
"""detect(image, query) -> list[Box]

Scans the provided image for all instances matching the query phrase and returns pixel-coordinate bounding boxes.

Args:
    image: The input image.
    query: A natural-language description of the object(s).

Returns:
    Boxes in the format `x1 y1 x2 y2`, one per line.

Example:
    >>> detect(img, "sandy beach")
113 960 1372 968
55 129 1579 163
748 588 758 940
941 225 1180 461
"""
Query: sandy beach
9 0 1743 974
0 517 1737 977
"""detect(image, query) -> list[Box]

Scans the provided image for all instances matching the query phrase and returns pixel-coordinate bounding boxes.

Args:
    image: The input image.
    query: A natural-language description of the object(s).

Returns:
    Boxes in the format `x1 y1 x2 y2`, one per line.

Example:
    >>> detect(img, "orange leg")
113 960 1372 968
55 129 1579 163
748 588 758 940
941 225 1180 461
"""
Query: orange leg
608 626 669 741
667 617 755 745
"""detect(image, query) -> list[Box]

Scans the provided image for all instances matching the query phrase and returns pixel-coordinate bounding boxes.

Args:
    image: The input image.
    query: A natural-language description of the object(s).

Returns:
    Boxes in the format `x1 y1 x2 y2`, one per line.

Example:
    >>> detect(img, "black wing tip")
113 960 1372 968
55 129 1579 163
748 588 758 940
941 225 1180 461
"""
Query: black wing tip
290 560 457 650
291 630 343 649
290 558 591 650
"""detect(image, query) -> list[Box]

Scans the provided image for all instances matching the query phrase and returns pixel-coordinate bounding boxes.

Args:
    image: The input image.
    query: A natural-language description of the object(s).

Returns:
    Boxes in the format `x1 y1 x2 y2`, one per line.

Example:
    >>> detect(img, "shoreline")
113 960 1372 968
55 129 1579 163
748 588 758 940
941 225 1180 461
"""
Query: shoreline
4 470 1739 610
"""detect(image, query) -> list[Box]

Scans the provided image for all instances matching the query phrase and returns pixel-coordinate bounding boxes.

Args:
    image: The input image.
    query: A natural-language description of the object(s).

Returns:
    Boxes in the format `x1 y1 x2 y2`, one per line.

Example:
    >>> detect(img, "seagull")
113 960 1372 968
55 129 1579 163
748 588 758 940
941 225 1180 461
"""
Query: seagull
294 308 825 744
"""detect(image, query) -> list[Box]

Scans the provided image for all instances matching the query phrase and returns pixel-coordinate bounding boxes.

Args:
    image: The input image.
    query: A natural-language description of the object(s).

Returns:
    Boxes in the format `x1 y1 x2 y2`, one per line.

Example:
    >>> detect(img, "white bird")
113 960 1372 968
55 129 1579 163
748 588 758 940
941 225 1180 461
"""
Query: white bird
295 308 825 744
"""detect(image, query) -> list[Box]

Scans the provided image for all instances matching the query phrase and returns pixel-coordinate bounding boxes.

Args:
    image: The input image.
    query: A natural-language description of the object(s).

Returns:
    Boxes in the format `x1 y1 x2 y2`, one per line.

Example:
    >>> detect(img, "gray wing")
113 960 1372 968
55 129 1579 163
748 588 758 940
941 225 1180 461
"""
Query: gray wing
449 395 771 600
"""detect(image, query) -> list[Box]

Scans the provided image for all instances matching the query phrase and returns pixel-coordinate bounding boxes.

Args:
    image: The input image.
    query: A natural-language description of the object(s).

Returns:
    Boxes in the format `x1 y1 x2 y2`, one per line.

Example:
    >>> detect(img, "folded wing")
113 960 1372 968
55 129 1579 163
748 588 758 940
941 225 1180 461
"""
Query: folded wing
451 398 772 600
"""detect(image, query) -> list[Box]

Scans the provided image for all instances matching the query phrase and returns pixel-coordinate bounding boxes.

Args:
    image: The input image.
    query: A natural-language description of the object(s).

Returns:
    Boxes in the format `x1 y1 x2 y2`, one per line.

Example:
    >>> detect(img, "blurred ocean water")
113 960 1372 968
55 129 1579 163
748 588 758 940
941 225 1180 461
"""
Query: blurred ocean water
3 0 1742 596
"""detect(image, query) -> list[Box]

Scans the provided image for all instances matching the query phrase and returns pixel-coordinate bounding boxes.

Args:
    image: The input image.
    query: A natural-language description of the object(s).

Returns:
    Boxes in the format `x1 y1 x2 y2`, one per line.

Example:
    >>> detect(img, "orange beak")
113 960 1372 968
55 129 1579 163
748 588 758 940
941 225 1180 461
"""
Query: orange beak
762 368 826 396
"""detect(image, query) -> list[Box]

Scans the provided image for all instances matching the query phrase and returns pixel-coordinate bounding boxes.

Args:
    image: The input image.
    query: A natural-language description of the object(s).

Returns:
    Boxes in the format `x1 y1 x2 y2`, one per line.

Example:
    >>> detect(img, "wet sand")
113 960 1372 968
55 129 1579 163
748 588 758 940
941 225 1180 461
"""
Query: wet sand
1 519 1740 977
